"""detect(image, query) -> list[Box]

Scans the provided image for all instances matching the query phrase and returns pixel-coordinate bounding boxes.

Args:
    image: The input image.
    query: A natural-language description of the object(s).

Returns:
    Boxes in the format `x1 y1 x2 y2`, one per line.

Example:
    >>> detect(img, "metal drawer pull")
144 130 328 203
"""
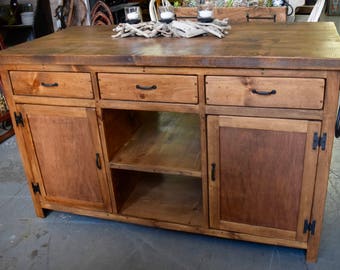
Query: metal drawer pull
251 89 277 96
211 163 216 181
41 82 59 87
335 105 340 138
136 84 157 90
96 153 102 170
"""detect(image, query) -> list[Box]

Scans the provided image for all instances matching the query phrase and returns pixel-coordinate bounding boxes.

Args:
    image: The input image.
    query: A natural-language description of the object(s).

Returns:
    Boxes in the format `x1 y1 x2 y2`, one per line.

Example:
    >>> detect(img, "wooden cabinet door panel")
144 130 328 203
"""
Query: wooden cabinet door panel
18 105 111 212
208 116 320 241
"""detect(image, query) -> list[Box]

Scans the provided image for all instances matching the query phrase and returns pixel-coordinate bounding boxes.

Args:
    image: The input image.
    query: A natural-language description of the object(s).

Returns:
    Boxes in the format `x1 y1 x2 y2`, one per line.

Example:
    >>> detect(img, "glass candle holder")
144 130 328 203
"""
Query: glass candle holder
158 5 175 23
124 6 142 24
197 1 214 23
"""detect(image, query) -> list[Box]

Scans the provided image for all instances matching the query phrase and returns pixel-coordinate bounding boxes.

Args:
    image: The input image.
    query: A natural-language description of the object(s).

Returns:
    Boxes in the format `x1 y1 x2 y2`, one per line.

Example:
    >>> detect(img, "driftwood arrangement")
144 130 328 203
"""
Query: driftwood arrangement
112 19 231 39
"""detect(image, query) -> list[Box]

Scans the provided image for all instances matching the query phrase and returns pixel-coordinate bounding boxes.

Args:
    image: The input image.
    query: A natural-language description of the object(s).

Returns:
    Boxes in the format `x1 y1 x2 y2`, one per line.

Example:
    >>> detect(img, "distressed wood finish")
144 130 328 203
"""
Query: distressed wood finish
0 23 339 263
175 7 287 24
0 23 340 70
10 71 93 98
110 112 201 177
207 116 321 240
206 76 325 109
98 73 198 103
18 105 112 212
118 172 204 226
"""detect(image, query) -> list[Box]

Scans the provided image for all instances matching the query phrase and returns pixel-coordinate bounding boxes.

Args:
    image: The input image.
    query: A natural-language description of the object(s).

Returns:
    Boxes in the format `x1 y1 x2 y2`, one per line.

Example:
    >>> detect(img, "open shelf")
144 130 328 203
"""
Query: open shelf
114 170 204 226
105 111 201 177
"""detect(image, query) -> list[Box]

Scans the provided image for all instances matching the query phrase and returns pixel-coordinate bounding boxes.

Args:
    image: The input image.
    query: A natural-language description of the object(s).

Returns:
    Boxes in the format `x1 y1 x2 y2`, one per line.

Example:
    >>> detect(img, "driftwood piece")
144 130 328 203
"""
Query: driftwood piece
112 19 231 39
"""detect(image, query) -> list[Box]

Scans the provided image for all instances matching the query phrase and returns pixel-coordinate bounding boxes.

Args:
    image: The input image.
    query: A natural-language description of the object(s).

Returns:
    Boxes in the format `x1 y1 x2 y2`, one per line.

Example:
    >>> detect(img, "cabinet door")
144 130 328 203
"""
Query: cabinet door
18 104 112 212
207 116 320 242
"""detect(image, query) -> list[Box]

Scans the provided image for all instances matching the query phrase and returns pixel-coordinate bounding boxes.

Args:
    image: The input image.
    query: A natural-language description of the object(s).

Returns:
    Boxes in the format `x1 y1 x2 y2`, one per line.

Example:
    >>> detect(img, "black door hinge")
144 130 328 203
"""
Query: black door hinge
14 112 24 127
312 132 327 151
303 219 316 235
31 182 41 194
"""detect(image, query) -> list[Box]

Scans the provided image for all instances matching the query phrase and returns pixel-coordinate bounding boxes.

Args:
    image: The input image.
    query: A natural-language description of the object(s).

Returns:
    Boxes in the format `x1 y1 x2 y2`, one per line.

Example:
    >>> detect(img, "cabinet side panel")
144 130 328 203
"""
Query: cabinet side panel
28 114 103 203
219 127 306 231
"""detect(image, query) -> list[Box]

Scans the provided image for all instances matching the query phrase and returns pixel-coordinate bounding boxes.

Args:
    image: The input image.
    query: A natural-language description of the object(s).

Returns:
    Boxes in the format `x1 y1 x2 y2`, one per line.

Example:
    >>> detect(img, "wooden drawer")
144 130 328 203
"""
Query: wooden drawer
205 76 325 109
10 71 93 98
98 73 198 104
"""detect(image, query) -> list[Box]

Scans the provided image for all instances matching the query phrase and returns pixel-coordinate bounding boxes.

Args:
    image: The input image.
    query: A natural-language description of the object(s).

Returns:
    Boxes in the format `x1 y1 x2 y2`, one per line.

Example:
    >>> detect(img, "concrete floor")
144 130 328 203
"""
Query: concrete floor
0 132 340 270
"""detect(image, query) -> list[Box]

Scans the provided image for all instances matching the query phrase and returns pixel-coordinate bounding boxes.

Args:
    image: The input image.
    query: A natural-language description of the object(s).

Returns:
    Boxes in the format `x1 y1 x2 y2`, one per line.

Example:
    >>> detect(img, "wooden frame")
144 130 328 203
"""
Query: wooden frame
207 116 320 241
0 23 339 262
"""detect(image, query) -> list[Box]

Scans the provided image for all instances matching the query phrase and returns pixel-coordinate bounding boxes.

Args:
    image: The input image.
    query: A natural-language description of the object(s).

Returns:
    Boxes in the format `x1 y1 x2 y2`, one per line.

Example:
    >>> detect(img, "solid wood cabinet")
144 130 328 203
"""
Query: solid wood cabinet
207 116 321 242
17 104 112 212
1 23 340 262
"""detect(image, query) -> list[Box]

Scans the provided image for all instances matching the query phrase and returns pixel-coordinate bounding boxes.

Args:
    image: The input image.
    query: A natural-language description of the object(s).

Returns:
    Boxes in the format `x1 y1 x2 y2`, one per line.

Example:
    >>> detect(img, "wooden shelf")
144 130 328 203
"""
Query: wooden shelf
110 112 201 177
119 173 204 226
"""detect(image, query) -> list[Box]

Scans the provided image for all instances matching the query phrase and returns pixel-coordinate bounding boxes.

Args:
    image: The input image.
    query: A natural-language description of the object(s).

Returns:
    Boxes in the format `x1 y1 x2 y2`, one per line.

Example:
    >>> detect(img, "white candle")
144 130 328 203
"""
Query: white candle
160 11 174 20
127 12 139 20
199 10 213 18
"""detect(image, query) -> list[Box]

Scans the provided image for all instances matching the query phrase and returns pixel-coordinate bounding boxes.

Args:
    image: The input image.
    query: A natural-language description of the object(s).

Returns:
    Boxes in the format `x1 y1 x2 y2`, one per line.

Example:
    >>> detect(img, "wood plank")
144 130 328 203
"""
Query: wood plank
110 112 201 177
198 74 209 228
206 76 325 109
0 23 340 70
39 201 308 249
307 71 340 262
219 220 297 240
218 123 306 231
98 99 199 113
218 116 309 133
296 121 321 242
96 107 119 213
119 172 204 227
175 7 287 24
207 116 220 229
98 73 198 104
10 71 93 98
102 109 142 161
5 65 326 79
206 105 323 120
13 96 95 107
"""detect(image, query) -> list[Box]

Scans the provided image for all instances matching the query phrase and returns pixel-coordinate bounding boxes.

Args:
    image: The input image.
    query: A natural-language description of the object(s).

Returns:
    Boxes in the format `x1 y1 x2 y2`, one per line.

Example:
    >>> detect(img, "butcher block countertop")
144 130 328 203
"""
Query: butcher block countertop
0 22 340 70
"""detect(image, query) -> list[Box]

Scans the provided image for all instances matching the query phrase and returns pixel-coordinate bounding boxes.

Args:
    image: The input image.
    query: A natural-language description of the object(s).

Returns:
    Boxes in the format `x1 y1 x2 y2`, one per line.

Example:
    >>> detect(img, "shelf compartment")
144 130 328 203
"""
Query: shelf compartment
114 170 204 227
106 111 201 177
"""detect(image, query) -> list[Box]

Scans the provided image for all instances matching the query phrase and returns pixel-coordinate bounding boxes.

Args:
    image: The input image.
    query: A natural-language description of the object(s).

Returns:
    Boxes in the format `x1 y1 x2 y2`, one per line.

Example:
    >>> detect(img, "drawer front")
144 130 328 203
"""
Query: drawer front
10 71 93 98
98 73 198 104
206 76 325 109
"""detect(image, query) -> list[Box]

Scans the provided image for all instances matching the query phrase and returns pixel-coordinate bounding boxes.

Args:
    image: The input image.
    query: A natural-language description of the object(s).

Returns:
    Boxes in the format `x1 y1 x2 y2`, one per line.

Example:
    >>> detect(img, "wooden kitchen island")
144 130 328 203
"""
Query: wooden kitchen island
1 23 340 262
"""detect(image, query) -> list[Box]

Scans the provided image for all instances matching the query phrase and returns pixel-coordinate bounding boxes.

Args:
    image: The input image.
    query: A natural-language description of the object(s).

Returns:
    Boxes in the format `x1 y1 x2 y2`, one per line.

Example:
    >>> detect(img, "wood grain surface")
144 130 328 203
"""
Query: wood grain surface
0 23 339 70
10 71 93 98
206 76 325 109
175 7 287 24
98 73 198 103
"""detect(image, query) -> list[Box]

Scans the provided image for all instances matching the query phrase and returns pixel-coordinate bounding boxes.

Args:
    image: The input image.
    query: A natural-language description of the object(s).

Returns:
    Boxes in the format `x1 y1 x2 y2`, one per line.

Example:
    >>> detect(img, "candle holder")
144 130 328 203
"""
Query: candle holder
197 1 214 23
158 5 175 23
124 6 142 24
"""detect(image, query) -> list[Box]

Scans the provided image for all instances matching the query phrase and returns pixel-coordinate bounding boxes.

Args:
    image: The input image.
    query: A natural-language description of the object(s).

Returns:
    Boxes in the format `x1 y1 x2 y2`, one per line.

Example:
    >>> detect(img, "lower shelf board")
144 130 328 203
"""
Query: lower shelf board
118 173 204 227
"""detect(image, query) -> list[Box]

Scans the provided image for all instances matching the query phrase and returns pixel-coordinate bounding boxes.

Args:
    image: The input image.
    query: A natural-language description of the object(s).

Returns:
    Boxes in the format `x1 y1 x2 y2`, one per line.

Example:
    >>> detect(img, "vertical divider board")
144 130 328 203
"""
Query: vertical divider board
198 74 209 228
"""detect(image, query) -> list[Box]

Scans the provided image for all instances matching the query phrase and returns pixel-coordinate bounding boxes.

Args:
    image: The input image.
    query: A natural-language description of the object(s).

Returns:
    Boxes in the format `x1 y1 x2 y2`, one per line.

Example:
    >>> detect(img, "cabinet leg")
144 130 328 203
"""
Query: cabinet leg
34 206 46 218
306 247 318 263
